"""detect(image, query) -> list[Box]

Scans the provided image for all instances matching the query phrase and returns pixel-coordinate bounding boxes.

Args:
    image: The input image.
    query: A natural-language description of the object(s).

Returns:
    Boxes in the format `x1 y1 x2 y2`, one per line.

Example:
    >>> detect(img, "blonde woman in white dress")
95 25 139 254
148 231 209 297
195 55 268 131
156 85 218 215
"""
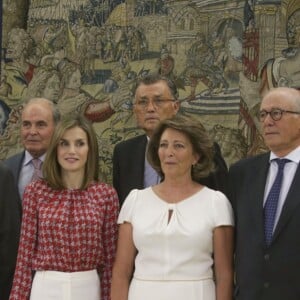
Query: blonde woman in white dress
111 115 234 300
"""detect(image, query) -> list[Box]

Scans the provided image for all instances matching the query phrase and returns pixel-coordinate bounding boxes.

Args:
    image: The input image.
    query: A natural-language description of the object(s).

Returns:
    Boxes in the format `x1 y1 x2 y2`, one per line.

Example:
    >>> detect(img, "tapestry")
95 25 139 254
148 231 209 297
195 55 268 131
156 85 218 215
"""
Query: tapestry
0 0 300 183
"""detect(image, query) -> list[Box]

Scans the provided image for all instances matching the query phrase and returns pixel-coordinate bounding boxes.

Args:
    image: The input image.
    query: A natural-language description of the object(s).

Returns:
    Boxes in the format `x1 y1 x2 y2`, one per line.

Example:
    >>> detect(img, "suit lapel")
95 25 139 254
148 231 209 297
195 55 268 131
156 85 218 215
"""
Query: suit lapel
251 154 270 245
272 163 300 242
16 152 25 181
134 135 148 188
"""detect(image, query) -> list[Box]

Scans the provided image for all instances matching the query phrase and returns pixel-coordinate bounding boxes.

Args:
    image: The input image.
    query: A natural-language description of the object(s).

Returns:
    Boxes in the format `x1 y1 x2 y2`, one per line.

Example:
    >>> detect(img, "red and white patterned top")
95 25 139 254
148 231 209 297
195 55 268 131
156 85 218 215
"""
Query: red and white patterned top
9 180 119 300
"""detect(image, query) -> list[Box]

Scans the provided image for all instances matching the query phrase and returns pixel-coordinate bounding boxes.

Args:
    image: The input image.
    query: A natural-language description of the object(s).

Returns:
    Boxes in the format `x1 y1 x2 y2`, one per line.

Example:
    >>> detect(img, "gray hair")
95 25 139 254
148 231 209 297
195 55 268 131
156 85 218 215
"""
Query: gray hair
133 73 179 101
23 97 61 124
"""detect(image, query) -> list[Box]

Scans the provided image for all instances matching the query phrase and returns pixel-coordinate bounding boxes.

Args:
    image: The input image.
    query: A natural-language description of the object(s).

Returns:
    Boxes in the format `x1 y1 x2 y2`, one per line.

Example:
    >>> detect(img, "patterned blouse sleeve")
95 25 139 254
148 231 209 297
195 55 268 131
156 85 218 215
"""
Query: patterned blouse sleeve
99 185 119 300
9 183 39 300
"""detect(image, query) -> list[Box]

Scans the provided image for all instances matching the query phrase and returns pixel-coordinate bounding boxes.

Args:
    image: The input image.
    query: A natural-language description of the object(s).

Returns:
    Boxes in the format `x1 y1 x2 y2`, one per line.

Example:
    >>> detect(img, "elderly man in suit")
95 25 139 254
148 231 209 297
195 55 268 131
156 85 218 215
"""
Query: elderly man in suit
113 73 228 205
4 97 60 199
227 87 300 300
0 163 21 300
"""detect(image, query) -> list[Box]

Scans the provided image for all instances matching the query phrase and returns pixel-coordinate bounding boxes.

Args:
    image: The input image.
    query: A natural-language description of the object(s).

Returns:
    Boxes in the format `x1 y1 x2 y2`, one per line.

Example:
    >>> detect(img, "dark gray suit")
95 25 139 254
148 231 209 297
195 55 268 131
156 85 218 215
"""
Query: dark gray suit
3 152 24 183
227 152 300 300
4 151 26 200
113 134 228 205
0 163 21 300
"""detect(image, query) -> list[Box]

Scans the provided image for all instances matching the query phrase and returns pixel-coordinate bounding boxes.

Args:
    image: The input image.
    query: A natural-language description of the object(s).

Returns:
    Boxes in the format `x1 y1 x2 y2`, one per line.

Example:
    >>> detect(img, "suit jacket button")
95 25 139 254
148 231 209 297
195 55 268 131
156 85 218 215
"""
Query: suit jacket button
264 254 270 261
264 282 270 288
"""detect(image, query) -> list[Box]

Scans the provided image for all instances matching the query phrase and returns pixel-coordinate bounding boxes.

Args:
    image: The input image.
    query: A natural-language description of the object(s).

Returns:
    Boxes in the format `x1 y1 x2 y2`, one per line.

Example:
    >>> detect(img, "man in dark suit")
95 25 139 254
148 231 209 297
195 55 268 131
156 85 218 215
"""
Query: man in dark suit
4 98 60 199
0 163 21 300
113 73 228 205
227 87 300 300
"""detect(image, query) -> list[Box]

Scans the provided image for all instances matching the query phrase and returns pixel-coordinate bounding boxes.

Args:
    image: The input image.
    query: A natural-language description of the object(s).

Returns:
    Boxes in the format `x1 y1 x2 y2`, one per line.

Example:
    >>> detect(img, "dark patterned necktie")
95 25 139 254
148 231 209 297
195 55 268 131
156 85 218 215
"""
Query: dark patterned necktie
264 158 290 246
31 158 43 182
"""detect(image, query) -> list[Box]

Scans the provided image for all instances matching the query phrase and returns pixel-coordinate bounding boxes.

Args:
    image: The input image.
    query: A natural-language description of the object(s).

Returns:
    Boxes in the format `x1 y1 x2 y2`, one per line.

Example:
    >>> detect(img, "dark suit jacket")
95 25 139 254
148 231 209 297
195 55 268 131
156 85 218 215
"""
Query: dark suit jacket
0 163 21 300
113 134 228 205
3 151 24 184
4 151 25 201
227 152 300 300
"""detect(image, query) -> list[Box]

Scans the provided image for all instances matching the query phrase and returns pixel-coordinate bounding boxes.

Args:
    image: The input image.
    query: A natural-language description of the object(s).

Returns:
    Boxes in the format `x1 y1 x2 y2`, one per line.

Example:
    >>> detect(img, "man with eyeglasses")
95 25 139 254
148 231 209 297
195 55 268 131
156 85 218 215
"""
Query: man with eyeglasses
226 87 300 300
113 73 228 205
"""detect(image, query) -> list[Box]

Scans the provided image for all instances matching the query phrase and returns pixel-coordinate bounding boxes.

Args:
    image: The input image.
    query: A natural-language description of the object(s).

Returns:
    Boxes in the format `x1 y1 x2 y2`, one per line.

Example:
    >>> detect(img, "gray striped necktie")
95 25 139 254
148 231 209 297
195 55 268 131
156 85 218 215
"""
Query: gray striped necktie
31 158 43 182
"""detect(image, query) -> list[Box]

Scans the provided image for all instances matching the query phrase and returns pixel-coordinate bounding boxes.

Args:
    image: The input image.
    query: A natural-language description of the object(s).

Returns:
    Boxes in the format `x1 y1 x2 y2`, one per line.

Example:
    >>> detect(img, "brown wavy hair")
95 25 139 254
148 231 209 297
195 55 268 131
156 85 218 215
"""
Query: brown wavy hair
147 115 214 181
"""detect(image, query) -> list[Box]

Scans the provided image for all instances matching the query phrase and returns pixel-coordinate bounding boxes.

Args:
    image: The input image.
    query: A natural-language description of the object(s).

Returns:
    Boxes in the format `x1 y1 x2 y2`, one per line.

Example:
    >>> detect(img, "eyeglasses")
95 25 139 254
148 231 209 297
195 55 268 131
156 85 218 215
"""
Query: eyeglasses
258 108 300 122
135 99 175 109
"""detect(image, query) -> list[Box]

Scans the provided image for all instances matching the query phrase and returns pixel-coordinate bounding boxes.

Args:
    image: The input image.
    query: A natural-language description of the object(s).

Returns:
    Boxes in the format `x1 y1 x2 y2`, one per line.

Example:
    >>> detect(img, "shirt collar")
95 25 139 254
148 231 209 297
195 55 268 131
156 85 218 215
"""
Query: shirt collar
23 151 46 166
270 146 300 164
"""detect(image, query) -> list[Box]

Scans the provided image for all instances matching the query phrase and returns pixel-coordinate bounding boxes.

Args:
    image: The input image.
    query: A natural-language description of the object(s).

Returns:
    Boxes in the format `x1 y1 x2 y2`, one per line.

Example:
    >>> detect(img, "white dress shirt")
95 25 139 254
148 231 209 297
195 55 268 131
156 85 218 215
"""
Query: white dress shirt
264 146 300 231
18 151 46 199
